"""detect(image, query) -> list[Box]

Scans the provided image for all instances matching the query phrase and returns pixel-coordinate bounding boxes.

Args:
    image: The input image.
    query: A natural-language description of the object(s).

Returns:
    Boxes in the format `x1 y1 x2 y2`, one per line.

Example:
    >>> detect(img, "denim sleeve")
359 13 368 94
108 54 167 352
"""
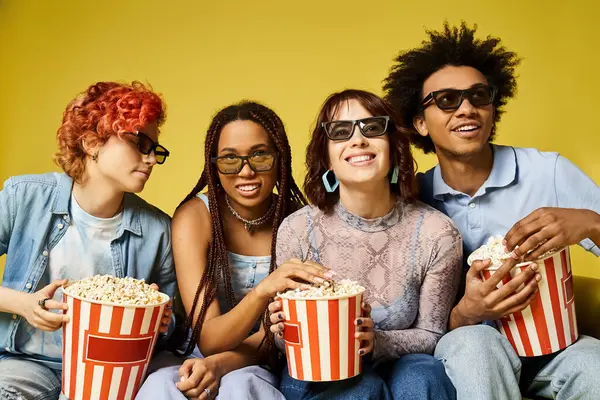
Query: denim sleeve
0 177 15 256
554 155 600 256
155 230 177 339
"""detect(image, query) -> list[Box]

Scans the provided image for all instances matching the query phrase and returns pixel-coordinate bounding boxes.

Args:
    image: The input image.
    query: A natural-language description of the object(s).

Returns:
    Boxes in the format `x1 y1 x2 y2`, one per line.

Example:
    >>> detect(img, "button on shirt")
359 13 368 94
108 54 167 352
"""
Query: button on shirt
419 145 600 269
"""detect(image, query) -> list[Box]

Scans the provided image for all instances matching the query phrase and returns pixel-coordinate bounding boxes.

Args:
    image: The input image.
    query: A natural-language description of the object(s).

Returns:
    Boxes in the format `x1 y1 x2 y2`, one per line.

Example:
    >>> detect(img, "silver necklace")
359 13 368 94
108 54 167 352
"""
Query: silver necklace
225 195 276 233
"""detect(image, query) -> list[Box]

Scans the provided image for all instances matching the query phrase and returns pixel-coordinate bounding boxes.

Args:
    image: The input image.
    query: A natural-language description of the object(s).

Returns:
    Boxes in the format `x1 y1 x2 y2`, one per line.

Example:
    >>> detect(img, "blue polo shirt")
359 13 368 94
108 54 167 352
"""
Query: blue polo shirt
418 144 600 272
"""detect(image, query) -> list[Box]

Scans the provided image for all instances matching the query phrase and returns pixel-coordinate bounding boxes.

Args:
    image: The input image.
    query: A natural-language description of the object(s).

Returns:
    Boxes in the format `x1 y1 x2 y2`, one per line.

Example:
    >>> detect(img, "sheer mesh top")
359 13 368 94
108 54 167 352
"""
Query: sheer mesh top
276 200 462 362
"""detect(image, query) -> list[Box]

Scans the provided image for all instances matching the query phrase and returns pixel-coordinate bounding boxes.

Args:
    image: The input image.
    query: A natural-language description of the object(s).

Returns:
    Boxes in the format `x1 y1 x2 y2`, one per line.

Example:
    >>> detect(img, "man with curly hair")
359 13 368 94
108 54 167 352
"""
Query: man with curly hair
384 22 600 399
0 81 176 399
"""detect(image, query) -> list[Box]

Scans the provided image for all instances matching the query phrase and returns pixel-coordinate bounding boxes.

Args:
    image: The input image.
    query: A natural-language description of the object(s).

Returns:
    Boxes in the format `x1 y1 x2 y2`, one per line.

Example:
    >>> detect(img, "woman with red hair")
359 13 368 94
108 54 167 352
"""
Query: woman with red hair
0 81 176 399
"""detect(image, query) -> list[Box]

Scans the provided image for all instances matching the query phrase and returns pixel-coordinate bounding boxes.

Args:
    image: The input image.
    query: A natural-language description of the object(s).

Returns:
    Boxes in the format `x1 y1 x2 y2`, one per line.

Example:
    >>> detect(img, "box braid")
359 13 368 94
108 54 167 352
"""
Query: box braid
175 102 305 368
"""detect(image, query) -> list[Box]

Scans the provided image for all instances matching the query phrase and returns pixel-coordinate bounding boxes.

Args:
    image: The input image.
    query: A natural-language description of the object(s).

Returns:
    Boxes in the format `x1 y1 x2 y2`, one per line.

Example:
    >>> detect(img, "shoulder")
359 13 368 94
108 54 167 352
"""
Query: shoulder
172 194 213 242
416 168 436 204
404 200 460 237
4 172 63 190
279 205 322 233
509 145 559 168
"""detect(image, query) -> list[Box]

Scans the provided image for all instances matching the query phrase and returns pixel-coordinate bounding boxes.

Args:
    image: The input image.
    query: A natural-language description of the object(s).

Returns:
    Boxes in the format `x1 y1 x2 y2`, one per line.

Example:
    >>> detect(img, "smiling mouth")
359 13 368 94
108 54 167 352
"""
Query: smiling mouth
236 183 261 192
452 124 481 133
345 154 375 163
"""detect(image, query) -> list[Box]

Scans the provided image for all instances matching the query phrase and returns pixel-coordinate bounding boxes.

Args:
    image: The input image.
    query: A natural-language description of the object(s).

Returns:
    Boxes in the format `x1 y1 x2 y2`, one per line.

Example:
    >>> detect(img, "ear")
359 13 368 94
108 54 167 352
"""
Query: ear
413 115 429 138
81 136 100 159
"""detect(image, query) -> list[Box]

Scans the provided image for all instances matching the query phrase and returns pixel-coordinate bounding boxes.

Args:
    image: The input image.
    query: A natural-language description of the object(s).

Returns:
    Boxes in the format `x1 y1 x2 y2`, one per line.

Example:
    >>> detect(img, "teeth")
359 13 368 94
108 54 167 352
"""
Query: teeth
347 155 373 163
238 184 259 192
455 125 479 132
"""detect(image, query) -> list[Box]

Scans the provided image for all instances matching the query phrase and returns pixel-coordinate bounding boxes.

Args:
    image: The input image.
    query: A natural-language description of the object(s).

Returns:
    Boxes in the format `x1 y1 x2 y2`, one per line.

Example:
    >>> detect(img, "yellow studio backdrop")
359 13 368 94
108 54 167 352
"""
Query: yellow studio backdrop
0 0 598 281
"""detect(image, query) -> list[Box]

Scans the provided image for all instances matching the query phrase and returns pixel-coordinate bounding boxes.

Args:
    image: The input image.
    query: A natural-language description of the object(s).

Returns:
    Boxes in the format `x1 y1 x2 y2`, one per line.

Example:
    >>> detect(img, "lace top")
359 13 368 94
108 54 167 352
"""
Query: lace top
275 200 462 362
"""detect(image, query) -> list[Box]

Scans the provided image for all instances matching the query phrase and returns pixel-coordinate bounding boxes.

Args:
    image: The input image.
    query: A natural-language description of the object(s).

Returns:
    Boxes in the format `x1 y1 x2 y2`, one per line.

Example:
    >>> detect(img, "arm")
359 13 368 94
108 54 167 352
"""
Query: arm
505 155 600 258
173 199 267 356
372 225 462 362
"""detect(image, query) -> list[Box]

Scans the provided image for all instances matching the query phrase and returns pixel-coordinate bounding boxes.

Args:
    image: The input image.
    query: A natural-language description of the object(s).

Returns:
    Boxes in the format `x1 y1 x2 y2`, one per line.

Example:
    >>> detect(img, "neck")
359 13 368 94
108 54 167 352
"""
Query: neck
72 175 124 218
437 144 494 197
226 193 274 222
339 180 396 219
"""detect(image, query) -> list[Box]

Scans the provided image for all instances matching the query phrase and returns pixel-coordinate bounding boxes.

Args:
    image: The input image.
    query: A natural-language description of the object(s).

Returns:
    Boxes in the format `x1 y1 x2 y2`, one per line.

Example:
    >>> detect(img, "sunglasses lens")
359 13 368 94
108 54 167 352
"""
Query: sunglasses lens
360 117 388 137
434 90 463 110
216 156 242 174
325 121 354 140
249 153 275 171
468 86 494 106
137 135 155 154
154 146 168 164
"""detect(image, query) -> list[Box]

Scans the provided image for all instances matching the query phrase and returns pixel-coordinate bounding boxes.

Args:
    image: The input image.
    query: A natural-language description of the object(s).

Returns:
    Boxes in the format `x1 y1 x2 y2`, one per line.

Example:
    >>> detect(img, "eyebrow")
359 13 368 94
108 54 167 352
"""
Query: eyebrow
219 143 270 154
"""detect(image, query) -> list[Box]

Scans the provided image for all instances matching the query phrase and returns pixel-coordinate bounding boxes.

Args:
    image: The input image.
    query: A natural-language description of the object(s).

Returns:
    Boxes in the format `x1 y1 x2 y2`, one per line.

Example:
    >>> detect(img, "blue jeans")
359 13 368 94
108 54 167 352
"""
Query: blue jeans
0 357 68 400
280 354 456 400
435 325 600 399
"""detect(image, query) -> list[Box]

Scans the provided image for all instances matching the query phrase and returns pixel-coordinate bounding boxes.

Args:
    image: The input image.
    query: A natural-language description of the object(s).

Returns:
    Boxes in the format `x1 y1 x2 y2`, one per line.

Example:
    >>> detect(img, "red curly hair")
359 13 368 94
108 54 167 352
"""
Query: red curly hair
55 81 166 182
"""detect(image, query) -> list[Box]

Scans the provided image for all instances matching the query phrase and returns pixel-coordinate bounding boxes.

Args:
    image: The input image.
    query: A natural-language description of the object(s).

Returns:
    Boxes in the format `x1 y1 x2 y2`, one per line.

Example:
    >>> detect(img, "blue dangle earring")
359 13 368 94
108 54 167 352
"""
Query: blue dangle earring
321 170 339 192
390 166 399 184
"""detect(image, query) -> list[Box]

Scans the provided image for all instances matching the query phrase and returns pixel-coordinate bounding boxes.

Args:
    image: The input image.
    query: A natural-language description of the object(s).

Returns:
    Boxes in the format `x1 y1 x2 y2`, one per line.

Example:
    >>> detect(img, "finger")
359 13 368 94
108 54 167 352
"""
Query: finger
268 300 282 314
177 359 194 382
501 289 539 317
183 373 212 397
195 380 218 400
355 317 374 329
482 257 520 292
485 263 538 304
361 302 372 316
149 283 159 291
527 237 562 260
466 259 491 282
504 210 545 251
43 279 68 296
42 299 68 311
284 279 311 291
359 340 374 356
270 311 285 324
512 229 553 258
300 260 328 273
285 267 328 285
35 308 69 325
494 275 541 315
355 331 374 340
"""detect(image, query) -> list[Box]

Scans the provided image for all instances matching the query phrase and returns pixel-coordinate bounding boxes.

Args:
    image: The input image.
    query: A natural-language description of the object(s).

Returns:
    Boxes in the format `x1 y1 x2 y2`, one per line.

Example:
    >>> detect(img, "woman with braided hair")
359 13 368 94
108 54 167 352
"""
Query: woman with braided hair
137 101 331 399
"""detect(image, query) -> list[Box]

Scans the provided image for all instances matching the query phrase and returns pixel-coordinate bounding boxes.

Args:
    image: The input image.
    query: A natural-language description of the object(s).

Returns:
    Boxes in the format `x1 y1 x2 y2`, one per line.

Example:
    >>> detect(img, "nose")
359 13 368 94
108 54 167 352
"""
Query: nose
348 122 368 147
142 150 157 167
454 97 478 118
238 160 256 178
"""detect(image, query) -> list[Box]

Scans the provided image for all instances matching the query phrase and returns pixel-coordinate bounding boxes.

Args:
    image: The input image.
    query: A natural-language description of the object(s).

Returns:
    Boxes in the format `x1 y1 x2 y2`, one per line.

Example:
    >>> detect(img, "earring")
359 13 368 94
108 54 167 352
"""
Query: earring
390 166 399 184
91 152 98 162
321 170 339 193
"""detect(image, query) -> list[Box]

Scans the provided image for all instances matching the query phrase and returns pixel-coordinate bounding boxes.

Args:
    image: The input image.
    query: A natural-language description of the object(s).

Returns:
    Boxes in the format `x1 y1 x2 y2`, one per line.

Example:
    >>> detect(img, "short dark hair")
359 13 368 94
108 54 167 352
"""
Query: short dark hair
304 89 417 213
383 22 521 154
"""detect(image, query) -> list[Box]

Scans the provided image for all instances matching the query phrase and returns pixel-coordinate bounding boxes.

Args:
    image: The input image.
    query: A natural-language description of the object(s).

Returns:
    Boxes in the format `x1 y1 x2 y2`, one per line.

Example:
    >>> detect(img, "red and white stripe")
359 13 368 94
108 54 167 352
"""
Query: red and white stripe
282 294 363 382
481 248 578 357
62 294 167 400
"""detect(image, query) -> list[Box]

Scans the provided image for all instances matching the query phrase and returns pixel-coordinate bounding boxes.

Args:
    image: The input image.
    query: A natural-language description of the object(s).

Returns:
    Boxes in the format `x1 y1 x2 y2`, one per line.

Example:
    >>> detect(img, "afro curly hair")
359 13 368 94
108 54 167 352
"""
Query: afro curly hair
383 21 521 154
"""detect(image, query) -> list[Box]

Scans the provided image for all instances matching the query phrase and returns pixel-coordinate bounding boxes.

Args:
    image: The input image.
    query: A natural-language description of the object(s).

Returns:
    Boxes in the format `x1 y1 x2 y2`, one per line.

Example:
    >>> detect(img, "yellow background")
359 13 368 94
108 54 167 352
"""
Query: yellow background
1 0 598 281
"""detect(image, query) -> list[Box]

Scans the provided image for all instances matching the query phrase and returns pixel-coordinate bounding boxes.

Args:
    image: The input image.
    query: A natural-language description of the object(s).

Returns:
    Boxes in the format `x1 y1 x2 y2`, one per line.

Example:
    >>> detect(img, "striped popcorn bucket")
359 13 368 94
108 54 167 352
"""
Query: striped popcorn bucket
281 289 364 382
61 291 169 400
479 247 578 357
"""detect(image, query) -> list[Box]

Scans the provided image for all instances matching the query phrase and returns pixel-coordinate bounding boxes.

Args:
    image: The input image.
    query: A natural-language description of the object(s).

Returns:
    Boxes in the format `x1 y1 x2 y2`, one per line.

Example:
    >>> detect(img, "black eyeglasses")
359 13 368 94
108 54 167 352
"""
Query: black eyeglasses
321 116 390 141
126 131 170 165
211 152 276 174
420 85 497 111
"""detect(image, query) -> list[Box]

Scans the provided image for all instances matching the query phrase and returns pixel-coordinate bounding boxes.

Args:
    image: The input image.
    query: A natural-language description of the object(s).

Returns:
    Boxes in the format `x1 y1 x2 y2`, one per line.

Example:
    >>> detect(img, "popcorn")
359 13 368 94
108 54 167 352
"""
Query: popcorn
279 279 365 299
63 275 164 305
468 235 558 268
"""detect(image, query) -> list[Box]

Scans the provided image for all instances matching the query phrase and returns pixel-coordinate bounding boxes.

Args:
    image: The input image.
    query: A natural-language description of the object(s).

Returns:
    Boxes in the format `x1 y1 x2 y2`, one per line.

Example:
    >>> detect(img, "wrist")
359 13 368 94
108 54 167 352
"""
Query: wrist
251 283 271 303
454 299 478 327
586 210 600 245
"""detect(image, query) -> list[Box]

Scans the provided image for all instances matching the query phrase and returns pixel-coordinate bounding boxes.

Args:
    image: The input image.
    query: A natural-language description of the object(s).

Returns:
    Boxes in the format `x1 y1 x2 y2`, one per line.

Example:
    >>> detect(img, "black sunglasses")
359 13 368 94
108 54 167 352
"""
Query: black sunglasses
321 116 390 141
211 152 276 174
420 85 497 111
126 131 170 165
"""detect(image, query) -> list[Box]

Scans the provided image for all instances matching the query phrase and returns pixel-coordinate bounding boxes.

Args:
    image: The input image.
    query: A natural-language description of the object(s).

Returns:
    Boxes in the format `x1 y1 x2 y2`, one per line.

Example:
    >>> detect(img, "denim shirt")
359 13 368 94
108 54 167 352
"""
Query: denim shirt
0 172 176 369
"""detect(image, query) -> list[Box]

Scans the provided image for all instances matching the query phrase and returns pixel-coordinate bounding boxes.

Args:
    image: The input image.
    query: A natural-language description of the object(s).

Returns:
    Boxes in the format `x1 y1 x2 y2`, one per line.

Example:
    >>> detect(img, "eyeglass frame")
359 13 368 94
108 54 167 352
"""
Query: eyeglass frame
125 130 170 165
211 152 277 175
321 116 391 141
419 84 498 111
